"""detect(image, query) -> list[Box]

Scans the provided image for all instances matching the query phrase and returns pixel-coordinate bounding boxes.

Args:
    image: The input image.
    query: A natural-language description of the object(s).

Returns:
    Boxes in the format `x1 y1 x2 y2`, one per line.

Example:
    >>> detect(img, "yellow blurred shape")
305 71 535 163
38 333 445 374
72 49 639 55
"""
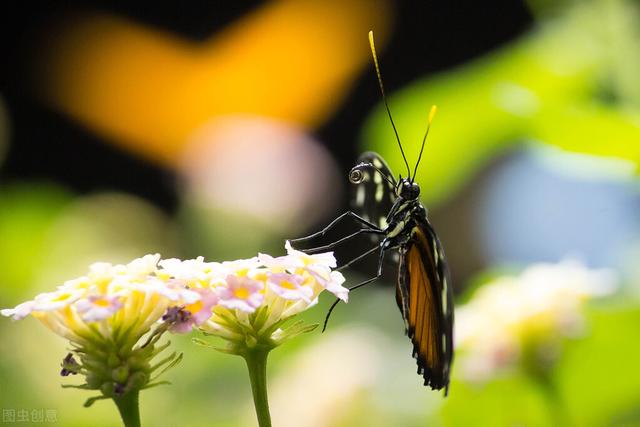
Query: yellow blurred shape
38 0 391 166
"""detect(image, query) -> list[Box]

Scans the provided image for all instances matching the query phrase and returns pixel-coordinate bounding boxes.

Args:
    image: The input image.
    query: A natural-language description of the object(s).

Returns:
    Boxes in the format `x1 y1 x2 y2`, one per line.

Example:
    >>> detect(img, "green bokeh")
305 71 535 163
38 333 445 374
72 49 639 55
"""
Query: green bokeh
0 183 72 301
441 304 640 426
362 0 640 207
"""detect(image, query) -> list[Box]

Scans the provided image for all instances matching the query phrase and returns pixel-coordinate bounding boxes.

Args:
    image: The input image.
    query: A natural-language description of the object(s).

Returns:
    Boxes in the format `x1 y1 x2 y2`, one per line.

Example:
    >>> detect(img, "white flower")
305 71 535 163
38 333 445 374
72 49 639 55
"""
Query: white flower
221 257 262 277
455 259 617 381
313 269 349 302
87 262 115 285
32 288 88 312
284 240 337 269
1 300 36 320
125 253 161 278
158 256 224 285
267 272 313 302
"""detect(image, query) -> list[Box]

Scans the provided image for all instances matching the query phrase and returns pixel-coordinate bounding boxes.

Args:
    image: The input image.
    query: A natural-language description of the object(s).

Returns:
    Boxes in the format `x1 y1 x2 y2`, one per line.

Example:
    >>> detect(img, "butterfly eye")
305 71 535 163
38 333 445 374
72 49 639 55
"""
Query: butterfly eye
349 169 364 184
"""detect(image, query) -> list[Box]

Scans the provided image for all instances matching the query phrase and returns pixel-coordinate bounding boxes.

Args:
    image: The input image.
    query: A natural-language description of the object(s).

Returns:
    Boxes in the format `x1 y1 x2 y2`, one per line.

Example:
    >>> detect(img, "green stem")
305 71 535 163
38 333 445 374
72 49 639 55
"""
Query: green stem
526 361 570 427
243 347 272 427
113 390 141 427
537 374 570 426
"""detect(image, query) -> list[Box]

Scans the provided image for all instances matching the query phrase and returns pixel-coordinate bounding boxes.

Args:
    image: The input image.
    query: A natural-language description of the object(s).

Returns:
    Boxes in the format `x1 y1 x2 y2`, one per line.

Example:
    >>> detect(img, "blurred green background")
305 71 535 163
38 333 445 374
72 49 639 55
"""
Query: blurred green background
1 0 639 425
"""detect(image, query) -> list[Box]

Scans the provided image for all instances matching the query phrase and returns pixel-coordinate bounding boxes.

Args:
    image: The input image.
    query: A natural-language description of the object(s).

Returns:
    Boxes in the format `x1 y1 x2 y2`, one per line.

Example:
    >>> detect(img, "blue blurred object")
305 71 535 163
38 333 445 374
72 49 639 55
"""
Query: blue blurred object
477 144 640 272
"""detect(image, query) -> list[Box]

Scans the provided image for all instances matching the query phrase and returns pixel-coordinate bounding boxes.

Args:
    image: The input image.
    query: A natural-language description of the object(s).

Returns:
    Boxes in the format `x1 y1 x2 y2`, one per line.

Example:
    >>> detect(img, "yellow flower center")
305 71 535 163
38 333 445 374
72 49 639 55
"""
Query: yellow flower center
52 293 73 302
156 272 171 281
253 272 267 282
280 280 296 290
234 287 250 299
185 300 203 314
93 298 111 307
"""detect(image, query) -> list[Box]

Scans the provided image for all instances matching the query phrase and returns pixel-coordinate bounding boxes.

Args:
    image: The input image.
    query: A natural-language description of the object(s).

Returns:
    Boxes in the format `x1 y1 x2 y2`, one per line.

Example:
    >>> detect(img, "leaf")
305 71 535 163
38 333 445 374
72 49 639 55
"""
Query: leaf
83 395 109 408
192 337 248 356
61 384 93 390
150 353 183 380
141 381 172 390
273 321 318 344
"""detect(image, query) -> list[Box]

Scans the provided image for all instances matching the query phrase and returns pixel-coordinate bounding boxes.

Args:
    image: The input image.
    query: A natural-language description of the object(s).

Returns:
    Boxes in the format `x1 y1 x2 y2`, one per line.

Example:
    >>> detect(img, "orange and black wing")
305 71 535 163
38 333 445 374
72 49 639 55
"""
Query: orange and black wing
396 219 453 392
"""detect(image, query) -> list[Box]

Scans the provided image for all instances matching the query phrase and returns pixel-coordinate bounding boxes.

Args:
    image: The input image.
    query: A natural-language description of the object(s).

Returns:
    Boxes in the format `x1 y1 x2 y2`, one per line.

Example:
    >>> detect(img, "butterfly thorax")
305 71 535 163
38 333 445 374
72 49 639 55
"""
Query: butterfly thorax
384 197 427 245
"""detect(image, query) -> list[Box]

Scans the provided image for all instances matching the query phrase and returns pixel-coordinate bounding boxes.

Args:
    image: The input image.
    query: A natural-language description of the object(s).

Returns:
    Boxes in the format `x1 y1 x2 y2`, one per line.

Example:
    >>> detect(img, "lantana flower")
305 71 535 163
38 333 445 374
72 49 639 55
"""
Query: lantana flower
188 242 347 427
1 254 206 426
197 241 348 353
3 243 347 427
455 259 617 382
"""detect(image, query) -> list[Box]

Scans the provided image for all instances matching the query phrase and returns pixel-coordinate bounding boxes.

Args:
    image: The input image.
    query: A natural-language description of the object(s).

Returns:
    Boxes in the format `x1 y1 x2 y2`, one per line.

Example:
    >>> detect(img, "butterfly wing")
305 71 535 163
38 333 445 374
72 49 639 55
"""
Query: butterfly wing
397 218 453 392
350 151 397 229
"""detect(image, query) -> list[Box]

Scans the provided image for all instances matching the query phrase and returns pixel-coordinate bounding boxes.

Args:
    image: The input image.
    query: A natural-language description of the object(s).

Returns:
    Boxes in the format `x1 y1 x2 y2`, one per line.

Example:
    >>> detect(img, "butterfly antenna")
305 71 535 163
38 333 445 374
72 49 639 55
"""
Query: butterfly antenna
366 163 396 187
369 30 412 180
412 105 437 182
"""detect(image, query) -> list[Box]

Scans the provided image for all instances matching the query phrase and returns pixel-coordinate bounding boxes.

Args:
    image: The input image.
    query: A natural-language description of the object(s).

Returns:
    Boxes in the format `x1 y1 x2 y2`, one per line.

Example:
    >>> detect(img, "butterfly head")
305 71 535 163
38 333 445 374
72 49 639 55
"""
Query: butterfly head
396 178 420 200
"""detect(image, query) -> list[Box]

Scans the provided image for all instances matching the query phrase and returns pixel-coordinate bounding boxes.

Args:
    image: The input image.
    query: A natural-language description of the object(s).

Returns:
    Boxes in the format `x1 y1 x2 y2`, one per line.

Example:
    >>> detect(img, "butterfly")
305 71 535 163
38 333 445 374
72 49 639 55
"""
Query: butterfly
290 31 453 393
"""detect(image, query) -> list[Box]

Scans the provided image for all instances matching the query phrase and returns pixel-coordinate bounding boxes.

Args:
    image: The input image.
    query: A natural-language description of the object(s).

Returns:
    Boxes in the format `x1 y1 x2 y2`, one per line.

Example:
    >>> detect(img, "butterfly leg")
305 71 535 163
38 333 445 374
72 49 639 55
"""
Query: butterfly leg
303 229 384 254
336 245 381 271
322 247 386 332
289 211 382 244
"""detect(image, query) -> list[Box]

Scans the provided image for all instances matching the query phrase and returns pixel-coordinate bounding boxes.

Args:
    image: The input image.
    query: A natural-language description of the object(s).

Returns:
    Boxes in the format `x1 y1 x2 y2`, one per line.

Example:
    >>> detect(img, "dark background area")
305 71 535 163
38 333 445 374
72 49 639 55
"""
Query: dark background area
0 1 532 213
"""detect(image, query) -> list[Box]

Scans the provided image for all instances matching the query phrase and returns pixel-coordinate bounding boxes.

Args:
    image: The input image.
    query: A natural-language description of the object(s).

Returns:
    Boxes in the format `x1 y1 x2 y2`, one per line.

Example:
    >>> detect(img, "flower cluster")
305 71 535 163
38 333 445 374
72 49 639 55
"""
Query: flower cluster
160 241 348 353
2 254 202 339
1 243 347 400
1 254 198 403
454 259 617 382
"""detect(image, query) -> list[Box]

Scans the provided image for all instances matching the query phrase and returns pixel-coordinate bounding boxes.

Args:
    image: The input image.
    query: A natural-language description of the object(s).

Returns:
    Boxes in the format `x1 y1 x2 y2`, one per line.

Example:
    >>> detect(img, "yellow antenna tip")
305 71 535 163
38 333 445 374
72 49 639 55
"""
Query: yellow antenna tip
428 105 438 124
368 31 376 52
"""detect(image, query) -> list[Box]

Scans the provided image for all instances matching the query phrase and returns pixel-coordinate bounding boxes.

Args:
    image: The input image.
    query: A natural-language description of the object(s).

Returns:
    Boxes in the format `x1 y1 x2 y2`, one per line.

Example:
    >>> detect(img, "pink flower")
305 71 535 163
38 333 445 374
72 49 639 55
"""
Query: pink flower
164 288 218 334
216 275 264 312
76 295 123 322
188 288 219 325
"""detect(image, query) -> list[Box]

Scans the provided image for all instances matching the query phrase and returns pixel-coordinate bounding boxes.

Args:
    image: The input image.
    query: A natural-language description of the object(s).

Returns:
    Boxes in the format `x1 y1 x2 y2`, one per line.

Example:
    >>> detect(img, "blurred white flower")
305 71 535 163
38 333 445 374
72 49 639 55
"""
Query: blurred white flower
266 327 382 427
455 259 617 381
